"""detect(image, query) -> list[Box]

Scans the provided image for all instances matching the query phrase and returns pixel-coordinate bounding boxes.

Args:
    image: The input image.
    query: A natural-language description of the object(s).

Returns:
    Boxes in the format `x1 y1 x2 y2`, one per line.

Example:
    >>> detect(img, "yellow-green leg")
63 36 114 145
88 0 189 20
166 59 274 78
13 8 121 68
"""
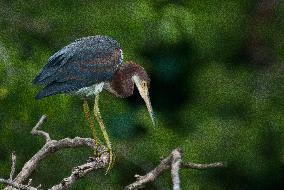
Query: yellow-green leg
94 94 114 174
83 98 99 148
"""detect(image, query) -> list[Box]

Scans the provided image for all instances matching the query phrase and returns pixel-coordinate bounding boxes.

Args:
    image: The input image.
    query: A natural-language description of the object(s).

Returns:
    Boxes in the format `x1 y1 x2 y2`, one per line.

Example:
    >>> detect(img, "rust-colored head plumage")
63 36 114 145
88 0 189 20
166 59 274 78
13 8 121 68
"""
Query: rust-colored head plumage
110 61 154 125
111 61 150 98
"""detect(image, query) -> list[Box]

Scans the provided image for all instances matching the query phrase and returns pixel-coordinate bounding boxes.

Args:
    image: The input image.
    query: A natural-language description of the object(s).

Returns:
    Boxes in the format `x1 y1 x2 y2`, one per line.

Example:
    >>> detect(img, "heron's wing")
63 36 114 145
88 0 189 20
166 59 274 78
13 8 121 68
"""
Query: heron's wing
35 81 85 99
33 36 122 85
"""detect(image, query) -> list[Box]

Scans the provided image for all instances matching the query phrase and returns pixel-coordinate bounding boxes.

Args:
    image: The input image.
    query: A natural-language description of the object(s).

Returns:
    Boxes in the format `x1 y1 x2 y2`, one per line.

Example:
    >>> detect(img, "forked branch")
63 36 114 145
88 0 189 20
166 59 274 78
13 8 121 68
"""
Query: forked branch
125 149 226 190
1 115 109 190
0 115 226 190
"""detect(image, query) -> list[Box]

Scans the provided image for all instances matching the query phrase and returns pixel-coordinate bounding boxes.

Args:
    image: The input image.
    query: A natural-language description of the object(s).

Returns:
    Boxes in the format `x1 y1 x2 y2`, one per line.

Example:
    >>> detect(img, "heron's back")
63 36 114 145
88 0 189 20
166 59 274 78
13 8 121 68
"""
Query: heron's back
33 35 123 99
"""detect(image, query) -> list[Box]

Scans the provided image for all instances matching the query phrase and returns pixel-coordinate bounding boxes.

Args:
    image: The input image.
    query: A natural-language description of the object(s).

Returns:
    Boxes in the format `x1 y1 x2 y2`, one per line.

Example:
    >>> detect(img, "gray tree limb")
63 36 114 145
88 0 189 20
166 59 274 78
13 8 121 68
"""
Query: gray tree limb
125 149 226 190
0 179 37 190
48 147 109 190
9 152 16 181
0 115 226 190
125 152 172 190
0 153 38 190
1 115 109 190
13 115 103 185
182 162 226 169
171 149 182 190
30 115 50 142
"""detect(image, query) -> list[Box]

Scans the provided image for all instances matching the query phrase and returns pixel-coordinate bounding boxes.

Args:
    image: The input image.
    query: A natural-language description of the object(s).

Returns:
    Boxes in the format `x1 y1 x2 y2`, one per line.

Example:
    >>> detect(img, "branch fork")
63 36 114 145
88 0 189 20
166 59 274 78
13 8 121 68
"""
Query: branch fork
125 148 226 190
0 115 226 190
1 115 109 190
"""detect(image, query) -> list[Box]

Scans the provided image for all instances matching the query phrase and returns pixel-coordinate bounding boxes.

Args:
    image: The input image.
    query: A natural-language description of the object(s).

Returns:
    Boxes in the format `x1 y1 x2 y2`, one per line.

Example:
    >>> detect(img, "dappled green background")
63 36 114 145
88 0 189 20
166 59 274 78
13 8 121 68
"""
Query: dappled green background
1 0 284 189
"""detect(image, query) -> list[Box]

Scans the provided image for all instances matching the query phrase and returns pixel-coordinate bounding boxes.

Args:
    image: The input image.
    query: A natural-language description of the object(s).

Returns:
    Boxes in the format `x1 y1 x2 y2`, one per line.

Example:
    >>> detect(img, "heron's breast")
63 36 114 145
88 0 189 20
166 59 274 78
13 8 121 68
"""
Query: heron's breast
73 82 105 97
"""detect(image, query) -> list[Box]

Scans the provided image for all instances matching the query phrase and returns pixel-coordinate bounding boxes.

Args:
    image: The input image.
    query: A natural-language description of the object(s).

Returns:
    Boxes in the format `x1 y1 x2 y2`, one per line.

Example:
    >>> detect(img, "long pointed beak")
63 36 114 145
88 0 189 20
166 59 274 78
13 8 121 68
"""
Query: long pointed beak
134 78 155 126
141 92 155 126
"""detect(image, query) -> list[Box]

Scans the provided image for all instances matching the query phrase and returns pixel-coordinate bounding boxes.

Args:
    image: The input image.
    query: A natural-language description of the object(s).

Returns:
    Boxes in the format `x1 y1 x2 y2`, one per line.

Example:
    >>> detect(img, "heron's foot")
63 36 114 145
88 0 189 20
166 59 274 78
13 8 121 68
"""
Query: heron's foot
92 144 115 174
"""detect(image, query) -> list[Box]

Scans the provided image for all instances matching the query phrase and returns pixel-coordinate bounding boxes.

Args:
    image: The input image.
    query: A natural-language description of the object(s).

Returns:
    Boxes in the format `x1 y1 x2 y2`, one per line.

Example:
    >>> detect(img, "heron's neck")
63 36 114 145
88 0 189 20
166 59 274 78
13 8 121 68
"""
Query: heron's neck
108 63 142 98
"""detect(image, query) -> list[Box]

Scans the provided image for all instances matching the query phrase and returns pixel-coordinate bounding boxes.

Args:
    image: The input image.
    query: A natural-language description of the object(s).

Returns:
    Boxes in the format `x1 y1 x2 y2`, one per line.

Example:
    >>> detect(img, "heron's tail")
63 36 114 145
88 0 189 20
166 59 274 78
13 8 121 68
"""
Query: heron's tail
35 81 81 99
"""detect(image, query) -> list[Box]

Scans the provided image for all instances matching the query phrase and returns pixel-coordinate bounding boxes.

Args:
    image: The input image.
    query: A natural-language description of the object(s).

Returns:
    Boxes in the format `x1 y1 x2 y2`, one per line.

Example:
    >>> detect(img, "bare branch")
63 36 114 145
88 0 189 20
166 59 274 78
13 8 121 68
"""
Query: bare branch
48 146 109 190
0 179 37 190
125 149 225 190
1 115 226 190
31 115 50 142
2 115 107 190
125 153 172 190
182 162 226 169
13 137 99 185
171 149 182 190
27 179 33 186
0 152 38 190
9 152 16 180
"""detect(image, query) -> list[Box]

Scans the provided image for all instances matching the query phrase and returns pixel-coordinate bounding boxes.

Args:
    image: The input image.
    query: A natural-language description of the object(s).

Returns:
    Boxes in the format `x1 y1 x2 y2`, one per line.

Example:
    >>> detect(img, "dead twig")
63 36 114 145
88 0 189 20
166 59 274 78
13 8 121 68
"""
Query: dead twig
0 153 38 190
125 149 226 190
0 179 37 190
48 146 109 190
9 152 16 181
1 115 109 190
31 115 50 142
171 149 182 190
0 115 226 190
182 162 226 169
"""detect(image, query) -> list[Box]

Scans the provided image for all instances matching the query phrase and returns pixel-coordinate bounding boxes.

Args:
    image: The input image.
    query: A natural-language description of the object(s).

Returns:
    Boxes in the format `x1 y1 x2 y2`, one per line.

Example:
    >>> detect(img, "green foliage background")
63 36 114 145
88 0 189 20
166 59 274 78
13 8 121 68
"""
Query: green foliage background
0 0 284 189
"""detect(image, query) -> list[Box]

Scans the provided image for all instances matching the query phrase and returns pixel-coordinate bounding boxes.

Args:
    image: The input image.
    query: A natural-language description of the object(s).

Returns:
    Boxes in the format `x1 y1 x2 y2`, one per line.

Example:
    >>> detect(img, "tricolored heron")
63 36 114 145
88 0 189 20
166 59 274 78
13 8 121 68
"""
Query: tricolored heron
33 35 154 172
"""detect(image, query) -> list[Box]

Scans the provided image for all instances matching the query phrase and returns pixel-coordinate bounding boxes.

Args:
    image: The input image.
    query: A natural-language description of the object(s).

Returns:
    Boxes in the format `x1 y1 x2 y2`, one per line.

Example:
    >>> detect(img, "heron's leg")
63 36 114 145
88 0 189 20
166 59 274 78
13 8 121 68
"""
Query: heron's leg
83 98 99 149
94 94 114 174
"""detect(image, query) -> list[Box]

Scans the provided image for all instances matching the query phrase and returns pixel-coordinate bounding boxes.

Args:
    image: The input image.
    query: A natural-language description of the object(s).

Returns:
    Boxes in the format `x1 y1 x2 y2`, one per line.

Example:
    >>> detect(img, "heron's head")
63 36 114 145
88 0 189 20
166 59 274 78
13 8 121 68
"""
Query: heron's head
111 61 155 126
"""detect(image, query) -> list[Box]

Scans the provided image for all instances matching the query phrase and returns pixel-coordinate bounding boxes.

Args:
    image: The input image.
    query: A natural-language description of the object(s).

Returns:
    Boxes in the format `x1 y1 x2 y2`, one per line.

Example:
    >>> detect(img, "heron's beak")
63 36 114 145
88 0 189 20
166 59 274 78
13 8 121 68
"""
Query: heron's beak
141 90 155 126
133 77 155 126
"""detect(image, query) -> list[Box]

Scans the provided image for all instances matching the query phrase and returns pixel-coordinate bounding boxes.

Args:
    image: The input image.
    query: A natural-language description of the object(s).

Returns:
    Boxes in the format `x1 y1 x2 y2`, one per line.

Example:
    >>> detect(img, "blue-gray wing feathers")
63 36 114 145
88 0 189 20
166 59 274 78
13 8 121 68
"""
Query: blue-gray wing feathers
33 35 122 99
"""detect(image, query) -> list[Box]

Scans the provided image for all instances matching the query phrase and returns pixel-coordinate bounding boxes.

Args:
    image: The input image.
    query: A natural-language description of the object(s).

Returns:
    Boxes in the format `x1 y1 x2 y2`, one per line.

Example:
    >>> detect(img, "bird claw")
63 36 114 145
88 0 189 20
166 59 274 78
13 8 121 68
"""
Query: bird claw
90 142 115 175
